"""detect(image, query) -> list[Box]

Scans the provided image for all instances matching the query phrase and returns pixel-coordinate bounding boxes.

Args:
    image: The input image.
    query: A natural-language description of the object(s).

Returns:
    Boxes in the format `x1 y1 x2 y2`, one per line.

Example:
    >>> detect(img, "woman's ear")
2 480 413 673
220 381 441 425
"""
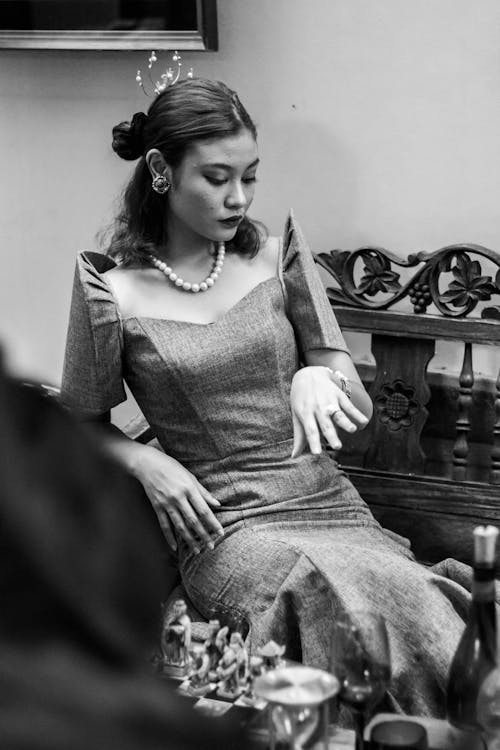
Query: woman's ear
145 149 172 183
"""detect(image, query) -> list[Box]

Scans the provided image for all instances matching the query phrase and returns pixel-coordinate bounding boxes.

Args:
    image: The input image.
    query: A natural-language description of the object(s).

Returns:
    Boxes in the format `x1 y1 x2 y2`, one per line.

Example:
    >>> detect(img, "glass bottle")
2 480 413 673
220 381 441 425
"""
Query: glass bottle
446 525 498 732
477 661 500 750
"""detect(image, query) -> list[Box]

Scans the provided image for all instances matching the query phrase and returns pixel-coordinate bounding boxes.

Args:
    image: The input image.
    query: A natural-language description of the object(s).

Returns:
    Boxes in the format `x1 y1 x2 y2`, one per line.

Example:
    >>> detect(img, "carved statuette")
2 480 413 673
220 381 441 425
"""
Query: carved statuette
161 598 192 679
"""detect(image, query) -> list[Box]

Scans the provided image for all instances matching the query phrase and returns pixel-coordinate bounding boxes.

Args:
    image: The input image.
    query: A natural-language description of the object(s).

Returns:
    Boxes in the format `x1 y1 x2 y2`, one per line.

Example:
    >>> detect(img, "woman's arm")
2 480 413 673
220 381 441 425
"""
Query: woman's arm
83 415 224 554
290 350 372 459
60 256 223 553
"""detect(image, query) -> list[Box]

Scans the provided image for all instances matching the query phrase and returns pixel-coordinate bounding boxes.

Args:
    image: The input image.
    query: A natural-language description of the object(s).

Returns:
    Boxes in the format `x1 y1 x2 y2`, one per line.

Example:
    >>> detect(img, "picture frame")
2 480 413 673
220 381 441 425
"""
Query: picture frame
0 0 218 50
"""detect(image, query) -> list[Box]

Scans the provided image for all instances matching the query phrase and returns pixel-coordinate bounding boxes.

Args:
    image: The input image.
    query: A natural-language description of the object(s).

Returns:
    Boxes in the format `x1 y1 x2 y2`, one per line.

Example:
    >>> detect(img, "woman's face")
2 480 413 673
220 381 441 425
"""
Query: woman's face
166 128 259 244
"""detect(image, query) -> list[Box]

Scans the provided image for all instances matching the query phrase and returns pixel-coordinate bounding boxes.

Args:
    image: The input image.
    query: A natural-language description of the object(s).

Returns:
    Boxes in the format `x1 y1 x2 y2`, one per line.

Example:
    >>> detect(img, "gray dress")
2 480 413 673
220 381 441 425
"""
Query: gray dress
62 212 470 717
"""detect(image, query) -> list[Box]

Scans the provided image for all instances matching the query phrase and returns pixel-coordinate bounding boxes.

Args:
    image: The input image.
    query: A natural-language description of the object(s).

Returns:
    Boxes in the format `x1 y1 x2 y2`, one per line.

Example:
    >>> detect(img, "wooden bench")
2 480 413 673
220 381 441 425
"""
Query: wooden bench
315 241 500 567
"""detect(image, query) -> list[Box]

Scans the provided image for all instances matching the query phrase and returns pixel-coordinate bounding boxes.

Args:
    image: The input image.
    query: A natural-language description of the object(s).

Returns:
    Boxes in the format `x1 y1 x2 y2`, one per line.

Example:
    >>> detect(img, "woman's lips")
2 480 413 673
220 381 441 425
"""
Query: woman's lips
219 216 243 228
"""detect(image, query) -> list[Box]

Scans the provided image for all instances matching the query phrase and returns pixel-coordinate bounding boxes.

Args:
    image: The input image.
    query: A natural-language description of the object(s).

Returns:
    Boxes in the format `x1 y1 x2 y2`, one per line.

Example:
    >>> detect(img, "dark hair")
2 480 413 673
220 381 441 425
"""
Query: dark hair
107 78 266 265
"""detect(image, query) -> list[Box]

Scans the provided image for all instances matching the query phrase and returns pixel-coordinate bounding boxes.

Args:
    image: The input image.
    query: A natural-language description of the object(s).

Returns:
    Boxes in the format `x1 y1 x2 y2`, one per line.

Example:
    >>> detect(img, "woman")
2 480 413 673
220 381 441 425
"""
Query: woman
62 75 471 717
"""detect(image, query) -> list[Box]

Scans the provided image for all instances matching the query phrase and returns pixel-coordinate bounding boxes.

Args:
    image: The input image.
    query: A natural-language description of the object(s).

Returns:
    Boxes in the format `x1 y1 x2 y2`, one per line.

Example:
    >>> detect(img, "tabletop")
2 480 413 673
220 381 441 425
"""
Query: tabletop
212 703 485 749
182 680 485 749
323 714 485 749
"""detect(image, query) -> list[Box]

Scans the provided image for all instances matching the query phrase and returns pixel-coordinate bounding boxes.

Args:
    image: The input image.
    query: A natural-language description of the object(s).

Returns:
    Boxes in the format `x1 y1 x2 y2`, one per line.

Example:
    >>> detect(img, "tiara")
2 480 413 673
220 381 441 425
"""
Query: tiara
136 50 194 97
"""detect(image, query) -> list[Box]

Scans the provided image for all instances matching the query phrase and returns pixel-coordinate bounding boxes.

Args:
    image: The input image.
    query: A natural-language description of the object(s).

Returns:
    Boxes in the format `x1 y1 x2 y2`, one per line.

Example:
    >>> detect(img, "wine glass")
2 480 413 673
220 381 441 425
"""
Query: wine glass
330 610 391 750
271 703 320 750
254 665 339 750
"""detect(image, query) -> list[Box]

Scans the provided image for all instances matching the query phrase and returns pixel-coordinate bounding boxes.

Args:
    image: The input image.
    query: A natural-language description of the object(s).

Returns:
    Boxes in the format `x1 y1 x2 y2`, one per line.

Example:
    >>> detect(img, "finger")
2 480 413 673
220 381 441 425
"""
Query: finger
193 483 224 534
316 410 342 451
188 489 225 542
167 506 201 554
299 411 322 455
324 403 357 434
195 482 225 532
176 496 217 550
158 510 178 552
204 496 221 507
337 395 369 427
291 411 307 459
196 482 221 508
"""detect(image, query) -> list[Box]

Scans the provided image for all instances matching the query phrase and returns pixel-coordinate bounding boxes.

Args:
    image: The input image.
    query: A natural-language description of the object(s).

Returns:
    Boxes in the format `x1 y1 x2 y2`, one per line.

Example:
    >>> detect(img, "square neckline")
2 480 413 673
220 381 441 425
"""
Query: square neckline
124 275 283 328
98 237 285 329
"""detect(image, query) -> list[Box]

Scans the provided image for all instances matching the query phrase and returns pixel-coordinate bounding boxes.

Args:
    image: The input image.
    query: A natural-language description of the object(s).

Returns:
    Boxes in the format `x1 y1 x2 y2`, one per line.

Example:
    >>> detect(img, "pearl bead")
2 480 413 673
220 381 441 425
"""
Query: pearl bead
147 242 225 293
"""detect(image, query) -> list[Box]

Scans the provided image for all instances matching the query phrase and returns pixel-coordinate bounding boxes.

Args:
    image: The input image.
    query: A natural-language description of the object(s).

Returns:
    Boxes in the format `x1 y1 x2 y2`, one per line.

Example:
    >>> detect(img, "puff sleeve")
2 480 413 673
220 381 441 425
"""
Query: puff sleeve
61 252 126 417
282 211 350 358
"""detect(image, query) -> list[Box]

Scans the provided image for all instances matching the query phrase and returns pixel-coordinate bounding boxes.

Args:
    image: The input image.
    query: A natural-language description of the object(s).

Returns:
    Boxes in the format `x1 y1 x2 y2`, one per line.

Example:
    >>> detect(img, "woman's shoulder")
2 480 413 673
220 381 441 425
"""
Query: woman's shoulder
72 252 146 317
71 252 118 306
102 263 141 285
65 253 124 360
258 234 282 274
75 250 116 276
102 263 155 318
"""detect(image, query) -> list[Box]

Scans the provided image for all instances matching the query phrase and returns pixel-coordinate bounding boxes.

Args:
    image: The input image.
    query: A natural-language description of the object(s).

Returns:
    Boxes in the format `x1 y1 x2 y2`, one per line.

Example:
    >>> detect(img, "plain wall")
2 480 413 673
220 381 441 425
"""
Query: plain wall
1 0 499 385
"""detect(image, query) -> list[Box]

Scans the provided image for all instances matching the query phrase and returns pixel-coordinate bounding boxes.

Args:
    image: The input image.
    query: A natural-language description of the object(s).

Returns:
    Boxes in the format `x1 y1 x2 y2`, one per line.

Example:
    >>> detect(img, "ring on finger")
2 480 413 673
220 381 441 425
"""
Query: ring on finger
325 404 342 418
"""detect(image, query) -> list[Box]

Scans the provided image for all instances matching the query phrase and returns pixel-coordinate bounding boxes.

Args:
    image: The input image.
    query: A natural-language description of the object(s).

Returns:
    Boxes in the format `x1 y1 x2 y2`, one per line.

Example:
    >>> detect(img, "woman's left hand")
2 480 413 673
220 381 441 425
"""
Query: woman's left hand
290 366 368 458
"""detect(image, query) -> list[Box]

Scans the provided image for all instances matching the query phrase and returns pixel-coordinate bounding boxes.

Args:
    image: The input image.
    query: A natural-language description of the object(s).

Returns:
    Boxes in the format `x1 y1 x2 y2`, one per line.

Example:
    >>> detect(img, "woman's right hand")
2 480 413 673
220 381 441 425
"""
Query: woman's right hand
134 446 224 554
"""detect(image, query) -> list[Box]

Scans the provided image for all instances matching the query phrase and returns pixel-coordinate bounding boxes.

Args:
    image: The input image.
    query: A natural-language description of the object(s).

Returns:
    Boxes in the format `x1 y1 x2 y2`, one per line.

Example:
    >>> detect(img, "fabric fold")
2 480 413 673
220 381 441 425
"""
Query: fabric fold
61 252 126 415
282 209 349 357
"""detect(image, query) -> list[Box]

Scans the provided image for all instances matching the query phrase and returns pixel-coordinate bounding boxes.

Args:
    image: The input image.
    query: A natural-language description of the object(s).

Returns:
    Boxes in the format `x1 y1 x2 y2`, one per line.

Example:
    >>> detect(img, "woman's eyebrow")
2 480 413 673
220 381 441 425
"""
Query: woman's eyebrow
202 158 260 170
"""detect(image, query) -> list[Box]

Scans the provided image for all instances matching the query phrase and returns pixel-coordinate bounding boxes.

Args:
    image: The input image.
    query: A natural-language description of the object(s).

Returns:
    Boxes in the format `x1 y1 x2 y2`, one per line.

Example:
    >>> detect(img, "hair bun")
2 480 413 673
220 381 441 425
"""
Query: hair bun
111 111 148 161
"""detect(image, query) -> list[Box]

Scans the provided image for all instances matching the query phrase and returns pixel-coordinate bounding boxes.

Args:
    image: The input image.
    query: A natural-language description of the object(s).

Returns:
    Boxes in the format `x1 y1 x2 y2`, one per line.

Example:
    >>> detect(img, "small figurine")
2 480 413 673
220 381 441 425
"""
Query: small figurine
185 643 213 696
205 619 225 681
161 598 192 678
216 631 248 700
258 640 286 671
231 632 249 688
215 625 229 653
238 654 265 707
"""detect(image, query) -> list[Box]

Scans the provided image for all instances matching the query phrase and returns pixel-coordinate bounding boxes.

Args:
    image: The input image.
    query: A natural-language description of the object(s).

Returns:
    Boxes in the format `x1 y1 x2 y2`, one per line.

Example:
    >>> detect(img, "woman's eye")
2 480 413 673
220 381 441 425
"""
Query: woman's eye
205 176 227 186
205 175 257 186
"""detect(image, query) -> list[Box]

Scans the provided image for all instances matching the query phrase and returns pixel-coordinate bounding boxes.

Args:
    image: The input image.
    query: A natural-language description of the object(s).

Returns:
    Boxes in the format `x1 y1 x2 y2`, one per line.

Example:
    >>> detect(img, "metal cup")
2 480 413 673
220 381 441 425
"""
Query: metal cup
370 719 428 750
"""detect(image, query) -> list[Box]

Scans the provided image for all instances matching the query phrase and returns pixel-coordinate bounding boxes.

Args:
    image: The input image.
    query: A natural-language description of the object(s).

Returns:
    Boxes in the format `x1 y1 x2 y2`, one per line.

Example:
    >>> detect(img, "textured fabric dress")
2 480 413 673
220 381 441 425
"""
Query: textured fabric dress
62 212 471 717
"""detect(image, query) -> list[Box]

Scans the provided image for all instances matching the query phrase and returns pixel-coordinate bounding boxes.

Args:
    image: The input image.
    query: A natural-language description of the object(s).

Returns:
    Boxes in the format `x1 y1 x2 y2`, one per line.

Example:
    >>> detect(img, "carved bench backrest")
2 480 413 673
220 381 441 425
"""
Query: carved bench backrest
315 244 500 565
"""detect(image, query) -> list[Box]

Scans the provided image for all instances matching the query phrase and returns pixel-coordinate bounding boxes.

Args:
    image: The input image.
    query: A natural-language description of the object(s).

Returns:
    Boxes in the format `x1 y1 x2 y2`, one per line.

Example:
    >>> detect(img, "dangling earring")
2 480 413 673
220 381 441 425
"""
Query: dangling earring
152 174 171 194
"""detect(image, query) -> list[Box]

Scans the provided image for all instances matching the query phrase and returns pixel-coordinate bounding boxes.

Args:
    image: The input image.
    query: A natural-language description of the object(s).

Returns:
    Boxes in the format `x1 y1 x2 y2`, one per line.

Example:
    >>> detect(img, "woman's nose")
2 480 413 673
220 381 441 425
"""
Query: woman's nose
225 182 246 208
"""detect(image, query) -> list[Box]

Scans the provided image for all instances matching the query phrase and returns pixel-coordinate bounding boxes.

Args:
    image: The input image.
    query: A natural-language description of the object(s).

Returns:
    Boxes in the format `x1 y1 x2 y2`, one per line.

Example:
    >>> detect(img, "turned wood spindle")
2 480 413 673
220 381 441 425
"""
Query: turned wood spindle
491 366 500 484
452 342 474 481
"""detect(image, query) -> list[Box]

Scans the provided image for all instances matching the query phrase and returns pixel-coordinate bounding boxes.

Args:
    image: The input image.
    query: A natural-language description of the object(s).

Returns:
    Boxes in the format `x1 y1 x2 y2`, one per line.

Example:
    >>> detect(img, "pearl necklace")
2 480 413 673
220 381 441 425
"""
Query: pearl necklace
147 242 225 293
